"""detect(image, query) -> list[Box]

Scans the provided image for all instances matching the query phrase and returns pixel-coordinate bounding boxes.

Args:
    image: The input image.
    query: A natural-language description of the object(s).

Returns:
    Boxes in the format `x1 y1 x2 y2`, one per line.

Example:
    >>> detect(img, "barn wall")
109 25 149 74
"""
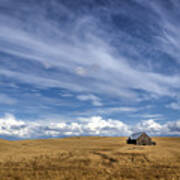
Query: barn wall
136 134 152 145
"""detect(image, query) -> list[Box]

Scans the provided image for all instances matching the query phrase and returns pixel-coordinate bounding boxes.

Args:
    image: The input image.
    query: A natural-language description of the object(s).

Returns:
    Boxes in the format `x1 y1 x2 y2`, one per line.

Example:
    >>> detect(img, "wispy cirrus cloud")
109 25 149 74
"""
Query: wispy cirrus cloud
1 0 180 138
71 106 140 117
134 114 164 120
166 102 180 110
0 94 17 105
1 0 180 102
134 0 180 66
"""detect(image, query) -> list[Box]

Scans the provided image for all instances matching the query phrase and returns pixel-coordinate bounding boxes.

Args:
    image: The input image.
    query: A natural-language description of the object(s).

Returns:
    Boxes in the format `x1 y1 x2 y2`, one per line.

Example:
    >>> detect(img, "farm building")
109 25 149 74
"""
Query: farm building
127 132 156 145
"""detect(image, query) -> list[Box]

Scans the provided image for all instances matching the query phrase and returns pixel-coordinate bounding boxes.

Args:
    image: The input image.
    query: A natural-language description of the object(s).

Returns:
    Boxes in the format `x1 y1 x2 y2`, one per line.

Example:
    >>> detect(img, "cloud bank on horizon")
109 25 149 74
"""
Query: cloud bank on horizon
0 113 179 139
0 0 180 139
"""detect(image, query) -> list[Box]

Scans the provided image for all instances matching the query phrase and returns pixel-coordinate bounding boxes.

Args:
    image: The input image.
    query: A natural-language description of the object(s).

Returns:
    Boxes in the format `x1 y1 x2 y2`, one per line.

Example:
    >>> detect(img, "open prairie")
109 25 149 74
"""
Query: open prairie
0 137 179 180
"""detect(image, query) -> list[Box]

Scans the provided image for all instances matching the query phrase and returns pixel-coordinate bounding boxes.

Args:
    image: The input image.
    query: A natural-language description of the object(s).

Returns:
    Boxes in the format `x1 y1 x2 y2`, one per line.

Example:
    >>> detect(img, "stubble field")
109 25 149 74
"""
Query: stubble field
0 137 179 180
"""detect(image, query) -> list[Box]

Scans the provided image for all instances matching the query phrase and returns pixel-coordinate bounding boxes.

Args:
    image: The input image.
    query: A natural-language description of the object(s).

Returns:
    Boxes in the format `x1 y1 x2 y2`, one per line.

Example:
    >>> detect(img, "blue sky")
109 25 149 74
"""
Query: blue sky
0 0 180 139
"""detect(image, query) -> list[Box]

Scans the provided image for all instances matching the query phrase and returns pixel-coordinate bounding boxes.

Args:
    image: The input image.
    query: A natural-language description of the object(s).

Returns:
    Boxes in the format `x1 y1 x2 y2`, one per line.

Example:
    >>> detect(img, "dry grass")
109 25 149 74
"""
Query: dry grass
0 137 179 180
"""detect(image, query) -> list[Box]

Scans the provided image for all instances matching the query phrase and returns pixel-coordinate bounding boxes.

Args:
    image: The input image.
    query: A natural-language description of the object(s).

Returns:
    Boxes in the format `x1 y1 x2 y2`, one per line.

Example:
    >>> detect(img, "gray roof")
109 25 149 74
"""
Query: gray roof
129 132 145 140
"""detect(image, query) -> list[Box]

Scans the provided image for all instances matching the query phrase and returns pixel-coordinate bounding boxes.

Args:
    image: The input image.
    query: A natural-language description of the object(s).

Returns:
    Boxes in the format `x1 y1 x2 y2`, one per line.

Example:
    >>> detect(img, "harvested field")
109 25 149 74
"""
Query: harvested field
0 137 179 180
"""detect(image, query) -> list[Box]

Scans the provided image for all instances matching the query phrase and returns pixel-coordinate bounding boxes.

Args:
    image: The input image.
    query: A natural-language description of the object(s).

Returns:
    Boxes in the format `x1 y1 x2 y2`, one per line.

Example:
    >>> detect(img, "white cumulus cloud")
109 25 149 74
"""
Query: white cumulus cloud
0 114 180 139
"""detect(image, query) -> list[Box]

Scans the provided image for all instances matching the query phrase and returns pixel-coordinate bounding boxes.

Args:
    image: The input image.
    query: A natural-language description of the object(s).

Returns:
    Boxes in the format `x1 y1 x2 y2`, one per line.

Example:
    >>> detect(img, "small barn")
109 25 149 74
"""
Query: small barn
127 132 156 145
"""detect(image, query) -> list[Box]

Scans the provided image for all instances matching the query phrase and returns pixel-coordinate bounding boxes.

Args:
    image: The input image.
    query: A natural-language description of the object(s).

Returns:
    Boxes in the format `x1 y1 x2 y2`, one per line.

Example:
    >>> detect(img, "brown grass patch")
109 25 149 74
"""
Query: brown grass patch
0 137 179 179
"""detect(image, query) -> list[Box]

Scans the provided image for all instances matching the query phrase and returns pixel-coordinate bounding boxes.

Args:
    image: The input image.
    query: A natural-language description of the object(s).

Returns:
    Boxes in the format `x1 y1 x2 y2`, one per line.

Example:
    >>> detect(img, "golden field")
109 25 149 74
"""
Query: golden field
0 137 179 180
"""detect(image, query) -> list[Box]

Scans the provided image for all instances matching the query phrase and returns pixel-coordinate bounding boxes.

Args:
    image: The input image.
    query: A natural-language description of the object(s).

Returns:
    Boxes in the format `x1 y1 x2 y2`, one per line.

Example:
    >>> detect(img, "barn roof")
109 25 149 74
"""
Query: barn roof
129 132 145 140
